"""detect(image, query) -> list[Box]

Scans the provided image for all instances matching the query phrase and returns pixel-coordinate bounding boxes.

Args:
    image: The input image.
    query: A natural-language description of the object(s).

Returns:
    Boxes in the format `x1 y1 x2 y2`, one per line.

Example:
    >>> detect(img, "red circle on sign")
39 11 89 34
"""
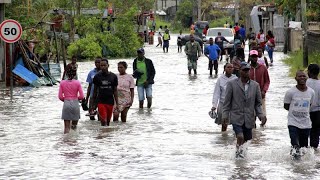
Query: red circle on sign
0 19 23 43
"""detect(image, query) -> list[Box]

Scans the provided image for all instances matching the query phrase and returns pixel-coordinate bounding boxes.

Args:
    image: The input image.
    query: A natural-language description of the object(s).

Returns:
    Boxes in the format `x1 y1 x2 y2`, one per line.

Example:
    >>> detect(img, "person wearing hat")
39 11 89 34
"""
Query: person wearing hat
249 50 270 120
222 61 266 158
133 48 156 109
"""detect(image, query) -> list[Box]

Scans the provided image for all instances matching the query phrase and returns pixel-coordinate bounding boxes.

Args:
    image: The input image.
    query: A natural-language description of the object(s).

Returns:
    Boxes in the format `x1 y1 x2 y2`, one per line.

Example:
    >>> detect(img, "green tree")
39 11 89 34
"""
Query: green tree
174 0 193 28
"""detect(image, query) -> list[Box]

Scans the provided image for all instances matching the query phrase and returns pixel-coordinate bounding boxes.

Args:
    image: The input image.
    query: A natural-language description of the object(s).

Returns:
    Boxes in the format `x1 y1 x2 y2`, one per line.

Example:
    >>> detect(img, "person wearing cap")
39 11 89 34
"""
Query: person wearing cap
249 49 270 121
284 70 315 159
204 37 221 77
85 58 101 120
133 48 156 108
185 34 202 75
306 64 320 150
58 68 84 134
92 58 119 126
212 63 237 131
222 61 266 158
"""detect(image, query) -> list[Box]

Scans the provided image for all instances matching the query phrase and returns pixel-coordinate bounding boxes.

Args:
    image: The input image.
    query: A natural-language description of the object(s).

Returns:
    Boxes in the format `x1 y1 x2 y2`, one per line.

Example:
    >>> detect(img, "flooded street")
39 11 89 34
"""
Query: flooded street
1 34 320 179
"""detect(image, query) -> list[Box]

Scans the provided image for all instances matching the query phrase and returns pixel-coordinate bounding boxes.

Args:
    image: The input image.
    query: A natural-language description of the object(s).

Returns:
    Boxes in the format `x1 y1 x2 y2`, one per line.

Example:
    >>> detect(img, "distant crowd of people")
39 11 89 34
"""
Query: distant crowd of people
58 23 319 160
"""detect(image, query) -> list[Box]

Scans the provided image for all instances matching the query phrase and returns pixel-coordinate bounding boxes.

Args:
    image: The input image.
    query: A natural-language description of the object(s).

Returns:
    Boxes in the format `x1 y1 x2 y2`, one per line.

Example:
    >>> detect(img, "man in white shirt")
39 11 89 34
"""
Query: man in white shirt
284 70 315 159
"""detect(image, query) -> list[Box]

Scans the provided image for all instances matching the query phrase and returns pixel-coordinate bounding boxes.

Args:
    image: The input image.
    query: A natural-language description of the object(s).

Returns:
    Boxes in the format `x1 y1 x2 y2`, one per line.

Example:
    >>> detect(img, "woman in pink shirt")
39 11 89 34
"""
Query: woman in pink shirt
113 61 135 122
58 69 84 134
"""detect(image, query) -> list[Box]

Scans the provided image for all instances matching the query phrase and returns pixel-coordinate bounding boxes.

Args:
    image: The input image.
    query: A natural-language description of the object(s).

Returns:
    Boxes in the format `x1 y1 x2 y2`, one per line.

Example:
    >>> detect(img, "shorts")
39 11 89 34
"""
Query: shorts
188 60 197 70
137 84 152 101
97 103 114 122
232 124 253 141
188 55 198 70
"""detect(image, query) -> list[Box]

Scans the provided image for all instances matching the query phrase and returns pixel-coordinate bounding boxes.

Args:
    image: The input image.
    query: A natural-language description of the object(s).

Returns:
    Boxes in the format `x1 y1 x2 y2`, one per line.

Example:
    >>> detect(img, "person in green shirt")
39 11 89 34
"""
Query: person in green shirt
184 34 201 75
133 48 156 108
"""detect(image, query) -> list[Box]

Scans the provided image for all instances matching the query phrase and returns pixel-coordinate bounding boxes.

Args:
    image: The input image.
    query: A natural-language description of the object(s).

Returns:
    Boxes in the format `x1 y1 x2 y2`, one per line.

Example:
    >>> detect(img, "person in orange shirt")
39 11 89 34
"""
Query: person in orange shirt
190 23 195 35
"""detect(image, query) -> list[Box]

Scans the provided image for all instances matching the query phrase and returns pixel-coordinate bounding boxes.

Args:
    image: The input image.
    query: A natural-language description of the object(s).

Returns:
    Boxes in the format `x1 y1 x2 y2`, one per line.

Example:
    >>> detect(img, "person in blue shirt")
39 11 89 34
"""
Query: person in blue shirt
85 58 101 120
239 24 246 39
204 37 221 77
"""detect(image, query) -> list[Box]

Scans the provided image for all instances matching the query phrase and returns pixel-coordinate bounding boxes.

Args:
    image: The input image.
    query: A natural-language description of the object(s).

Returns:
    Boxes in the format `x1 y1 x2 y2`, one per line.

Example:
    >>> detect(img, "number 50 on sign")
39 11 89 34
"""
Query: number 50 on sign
0 19 22 43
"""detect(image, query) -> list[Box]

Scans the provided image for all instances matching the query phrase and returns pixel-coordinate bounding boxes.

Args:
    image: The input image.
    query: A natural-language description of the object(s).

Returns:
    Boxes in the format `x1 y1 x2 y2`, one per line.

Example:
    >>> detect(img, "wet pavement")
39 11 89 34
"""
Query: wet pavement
1 34 320 179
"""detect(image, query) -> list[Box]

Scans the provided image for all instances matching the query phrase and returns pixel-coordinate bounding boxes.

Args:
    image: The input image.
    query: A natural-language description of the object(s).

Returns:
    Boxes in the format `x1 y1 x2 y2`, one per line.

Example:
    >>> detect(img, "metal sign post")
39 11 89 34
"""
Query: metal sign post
0 19 22 101
9 43 12 101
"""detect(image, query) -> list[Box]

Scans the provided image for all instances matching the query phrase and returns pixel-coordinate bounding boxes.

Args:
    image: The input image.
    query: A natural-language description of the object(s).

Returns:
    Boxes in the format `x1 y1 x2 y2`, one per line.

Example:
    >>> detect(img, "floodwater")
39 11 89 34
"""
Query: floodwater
1 35 320 179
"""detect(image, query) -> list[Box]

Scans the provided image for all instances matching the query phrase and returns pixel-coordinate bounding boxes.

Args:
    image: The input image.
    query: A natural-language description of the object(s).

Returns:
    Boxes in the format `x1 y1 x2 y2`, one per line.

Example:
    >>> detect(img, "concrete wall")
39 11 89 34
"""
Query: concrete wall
289 29 303 52
307 30 320 54
156 0 181 11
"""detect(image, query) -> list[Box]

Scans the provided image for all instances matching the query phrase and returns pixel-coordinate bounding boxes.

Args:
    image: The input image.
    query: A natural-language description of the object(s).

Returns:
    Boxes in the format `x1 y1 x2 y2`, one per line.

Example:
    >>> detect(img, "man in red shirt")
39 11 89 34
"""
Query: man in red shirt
249 50 270 121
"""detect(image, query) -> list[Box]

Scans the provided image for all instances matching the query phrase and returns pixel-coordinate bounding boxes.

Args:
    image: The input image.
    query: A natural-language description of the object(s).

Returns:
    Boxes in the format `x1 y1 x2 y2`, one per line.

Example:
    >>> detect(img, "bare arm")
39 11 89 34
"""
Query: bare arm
130 88 134 106
86 84 92 102
92 85 98 109
114 87 119 107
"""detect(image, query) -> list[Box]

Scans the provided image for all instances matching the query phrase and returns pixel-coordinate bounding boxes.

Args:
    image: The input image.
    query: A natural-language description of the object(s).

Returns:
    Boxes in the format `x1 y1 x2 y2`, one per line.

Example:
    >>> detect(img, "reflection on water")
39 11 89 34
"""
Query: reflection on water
0 35 320 179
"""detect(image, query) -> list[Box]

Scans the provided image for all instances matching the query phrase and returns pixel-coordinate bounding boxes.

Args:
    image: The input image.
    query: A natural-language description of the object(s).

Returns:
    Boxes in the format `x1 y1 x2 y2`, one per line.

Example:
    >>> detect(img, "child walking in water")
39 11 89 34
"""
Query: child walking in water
58 68 84 134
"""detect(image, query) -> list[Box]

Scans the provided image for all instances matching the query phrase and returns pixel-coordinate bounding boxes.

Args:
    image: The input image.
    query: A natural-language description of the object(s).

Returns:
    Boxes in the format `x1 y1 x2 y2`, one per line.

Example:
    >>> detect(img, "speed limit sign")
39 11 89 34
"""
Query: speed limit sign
0 19 22 43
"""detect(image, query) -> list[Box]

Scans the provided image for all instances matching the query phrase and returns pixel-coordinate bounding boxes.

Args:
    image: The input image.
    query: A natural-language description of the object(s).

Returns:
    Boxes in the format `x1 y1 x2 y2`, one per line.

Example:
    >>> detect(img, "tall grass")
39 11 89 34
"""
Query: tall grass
283 50 320 76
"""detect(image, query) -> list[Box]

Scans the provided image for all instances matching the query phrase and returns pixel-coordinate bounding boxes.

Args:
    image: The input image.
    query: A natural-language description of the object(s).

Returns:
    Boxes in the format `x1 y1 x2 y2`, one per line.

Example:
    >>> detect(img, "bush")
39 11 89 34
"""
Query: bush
209 17 232 28
67 7 143 59
283 50 320 76
67 34 102 59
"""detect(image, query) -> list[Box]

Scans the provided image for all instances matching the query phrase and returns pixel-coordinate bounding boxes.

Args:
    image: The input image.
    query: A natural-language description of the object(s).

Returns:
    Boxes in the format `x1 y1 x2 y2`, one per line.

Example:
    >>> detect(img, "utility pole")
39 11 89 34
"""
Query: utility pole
197 0 201 21
235 0 239 24
301 0 308 67
176 0 178 12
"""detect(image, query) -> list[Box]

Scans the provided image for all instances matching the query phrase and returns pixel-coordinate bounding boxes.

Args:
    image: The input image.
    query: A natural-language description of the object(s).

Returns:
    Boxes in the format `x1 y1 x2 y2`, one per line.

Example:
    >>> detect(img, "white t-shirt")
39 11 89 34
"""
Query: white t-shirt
157 28 163 37
257 57 266 66
284 86 315 129
306 78 320 112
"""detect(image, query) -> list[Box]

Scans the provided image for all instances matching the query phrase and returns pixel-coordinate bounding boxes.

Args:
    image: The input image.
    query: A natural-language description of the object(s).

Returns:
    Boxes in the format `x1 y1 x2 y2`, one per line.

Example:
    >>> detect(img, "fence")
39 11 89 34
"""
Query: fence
307 30 320 54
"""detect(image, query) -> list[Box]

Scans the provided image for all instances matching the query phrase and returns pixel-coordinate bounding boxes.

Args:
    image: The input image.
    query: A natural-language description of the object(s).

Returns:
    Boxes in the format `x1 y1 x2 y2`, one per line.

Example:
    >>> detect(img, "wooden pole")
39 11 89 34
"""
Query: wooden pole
301 0 308 67
197 0 201 21
235 0 239 24
0 3 5 82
